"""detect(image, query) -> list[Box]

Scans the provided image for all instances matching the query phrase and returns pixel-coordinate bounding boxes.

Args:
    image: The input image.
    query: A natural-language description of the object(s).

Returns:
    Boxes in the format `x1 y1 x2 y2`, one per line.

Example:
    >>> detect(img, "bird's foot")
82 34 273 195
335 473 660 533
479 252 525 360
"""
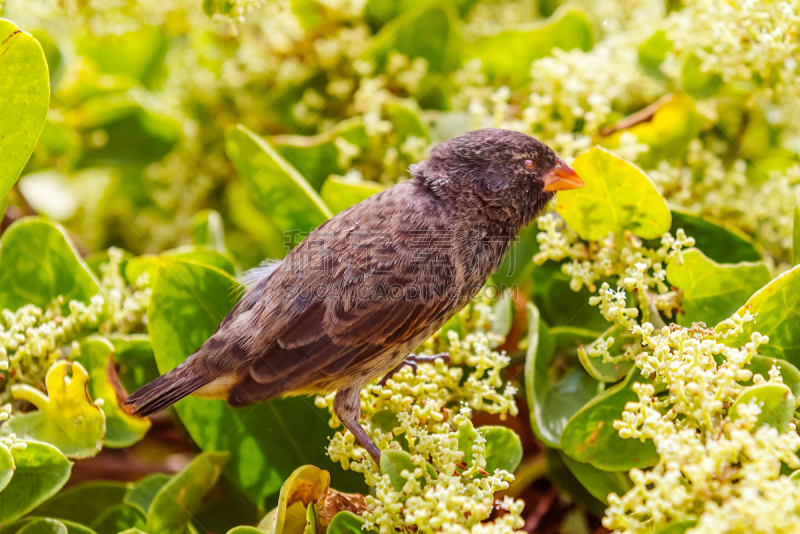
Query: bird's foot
378 352 451 386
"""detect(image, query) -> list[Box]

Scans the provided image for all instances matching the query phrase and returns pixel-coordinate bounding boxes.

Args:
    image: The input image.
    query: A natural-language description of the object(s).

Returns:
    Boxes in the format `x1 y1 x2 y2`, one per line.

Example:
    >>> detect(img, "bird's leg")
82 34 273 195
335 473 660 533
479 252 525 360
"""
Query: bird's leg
378 352 451 386
334 385 381 466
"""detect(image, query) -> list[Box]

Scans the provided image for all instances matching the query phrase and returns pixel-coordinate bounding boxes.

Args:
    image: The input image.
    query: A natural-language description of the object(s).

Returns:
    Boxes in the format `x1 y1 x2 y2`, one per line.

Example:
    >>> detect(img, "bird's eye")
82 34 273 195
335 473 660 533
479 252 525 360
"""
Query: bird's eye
524 159 536 170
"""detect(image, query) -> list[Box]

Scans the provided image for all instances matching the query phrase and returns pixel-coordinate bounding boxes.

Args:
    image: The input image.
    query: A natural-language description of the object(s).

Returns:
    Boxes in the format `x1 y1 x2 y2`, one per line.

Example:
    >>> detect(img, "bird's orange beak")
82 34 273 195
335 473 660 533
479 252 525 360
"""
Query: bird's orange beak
542 158 585 192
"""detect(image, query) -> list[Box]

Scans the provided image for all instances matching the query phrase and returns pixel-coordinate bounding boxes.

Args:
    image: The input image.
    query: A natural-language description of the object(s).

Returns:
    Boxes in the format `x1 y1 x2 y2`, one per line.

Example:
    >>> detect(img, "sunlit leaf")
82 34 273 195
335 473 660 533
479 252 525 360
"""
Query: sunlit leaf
524 303 602 448
6 361 105 459
682 52 723 98
0 19 49 212
556 147 671 241
76 25 168 87
667 249 771 327
327 511 378 534
257 465 330 534
90 504 146 534
320 176 385 215
718 265 800 367
0 442 72 523
638 30 672 80
466 6 593 85
110 334 160 395
0 217 101 314
226 125 331 238
124 245 236 285
147 451 229 534
730 383 795 433
561 367 659 471
192 210 227 253
16 518 68 534
75 337 151 448
793 195 800 267
147 260 364 507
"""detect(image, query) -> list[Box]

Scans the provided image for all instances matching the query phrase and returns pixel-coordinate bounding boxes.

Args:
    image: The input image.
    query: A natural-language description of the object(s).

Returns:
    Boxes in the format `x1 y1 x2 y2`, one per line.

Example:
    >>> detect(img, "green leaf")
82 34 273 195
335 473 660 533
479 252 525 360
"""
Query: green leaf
0 218 101 313
124 474 171 516
226 125 331 237
736 355 800 397
494 224 540 288
718 265 800 367
559 452 632 504
90 504 146 534
638 30 672 79
17 518 68 534
0 443 13 492
682 52 723 99
1 518 98 534
76 96 178 168
385 100 430 143
667 210 761 263
466 6 593 86
652 520 699 534
561 367 659 471
76 25 168 87
793 195 800 267
271 118 368 191
125 245 236 285
667 249 771 327
302 500 316 534
33 481 129 525
381 450 419 491
457 420 480 469
6 361 105 459
75 337 151 448
545 449 606 517
730 383 795 433
147 451 229 534
256 465 330 534
524 303 602 447
320 176 385 215
0 442 72 523
147 260 363 507
481 426 523 474
0 19 49 210
327 511 377 534
555 147 671 241
577 326 635 383
362 4 461 74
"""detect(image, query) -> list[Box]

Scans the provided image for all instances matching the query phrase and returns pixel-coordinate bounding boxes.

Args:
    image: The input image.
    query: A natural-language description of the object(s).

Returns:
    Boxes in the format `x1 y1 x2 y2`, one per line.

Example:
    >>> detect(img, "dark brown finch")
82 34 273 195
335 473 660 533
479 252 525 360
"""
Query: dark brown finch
124 128 584 464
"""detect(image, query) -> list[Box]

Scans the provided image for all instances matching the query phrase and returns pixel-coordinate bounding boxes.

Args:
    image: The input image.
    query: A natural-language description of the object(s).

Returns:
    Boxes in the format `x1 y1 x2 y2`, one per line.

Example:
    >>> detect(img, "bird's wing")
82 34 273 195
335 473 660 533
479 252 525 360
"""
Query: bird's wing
227 183 461 405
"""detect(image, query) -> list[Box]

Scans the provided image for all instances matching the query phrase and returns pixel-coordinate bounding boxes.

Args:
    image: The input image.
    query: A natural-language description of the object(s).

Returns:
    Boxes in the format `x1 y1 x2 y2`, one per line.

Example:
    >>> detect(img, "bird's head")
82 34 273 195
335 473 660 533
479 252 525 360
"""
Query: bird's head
410 128 584 229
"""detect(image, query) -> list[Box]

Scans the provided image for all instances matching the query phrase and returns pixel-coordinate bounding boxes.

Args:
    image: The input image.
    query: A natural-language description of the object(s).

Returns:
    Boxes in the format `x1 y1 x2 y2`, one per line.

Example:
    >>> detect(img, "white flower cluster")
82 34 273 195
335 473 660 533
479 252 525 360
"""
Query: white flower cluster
604 319 800 533
316 301 522 533
534 213 694 327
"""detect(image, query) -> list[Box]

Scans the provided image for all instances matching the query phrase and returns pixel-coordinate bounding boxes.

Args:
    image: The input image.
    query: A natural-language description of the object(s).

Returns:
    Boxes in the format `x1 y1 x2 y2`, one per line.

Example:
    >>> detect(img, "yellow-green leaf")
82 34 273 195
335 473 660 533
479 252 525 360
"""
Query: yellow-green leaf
0 442 72 523
0 19 50 211
730 383 795 432
320 176 385 215
6 361 105 459
667 249 771 327
257 466 330 534
556 147 671 241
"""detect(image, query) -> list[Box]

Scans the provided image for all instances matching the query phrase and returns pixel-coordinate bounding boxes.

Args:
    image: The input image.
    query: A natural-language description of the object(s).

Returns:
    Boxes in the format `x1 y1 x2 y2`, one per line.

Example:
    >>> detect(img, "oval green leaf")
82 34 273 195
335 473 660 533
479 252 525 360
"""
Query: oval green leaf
327 511 377 534
225 125 331 238
320 176 385 215
556 147 671 241
559 451 632 504
561 367 659 471
125 245 236 285
719 265 800 367
524 303 602 448
7 361 105 459
577 326 635 383
480 426 523 474
0 19 50 208
124 473 171 516
0 218 101 313
17 519 68 534
147 451 229 534
667 249 771 327
33 481 129 526
0 442 73 523
667 210 761 263
730 383 795 433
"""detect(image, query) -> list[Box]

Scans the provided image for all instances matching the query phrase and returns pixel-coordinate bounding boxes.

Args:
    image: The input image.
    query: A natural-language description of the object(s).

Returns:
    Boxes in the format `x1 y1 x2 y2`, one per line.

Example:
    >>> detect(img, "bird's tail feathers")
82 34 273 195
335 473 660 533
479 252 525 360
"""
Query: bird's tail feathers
123 362 209 417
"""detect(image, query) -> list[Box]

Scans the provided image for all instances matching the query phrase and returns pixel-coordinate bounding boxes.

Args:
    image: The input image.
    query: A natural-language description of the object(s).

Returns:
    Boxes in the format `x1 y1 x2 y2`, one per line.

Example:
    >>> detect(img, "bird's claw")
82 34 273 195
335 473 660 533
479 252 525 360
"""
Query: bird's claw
378 352 451 386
